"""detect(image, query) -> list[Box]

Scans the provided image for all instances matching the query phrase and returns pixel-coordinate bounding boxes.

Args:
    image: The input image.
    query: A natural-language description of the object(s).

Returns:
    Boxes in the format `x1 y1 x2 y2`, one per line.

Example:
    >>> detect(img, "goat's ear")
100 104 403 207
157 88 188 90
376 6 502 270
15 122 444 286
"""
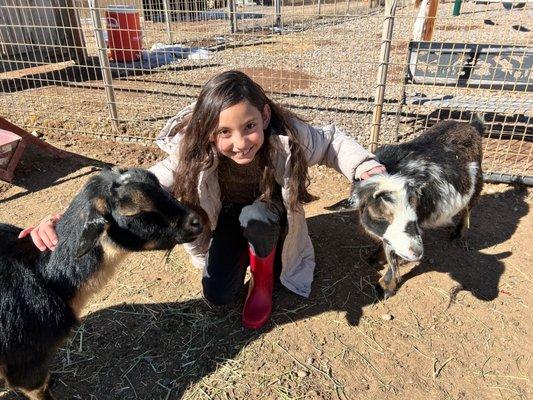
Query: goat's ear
76 215 107 258
325 181 366 211
325 191 360 211
373 189 394 203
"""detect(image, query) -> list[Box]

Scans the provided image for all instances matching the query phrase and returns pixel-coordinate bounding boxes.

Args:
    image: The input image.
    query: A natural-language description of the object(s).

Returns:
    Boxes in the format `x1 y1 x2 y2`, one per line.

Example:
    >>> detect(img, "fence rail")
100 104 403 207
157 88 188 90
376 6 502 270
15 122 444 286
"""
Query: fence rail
0 0 531 183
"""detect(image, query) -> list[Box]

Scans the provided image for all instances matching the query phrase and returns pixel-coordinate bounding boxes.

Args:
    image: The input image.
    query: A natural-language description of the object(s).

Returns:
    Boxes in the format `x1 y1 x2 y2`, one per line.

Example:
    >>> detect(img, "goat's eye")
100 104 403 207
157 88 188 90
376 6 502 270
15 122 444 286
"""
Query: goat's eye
143 211 167 225
379 195 393 204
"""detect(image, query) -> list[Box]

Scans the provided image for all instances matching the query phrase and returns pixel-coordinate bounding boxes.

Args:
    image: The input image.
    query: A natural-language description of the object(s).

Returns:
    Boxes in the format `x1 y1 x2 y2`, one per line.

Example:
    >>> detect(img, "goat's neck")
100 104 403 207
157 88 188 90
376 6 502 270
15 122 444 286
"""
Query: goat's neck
70 234 128 317
40 212 128 316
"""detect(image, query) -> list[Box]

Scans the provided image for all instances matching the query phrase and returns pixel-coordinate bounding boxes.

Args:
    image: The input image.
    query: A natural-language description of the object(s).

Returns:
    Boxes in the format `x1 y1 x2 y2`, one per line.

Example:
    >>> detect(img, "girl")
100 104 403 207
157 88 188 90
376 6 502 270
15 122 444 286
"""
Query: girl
20 70 386 329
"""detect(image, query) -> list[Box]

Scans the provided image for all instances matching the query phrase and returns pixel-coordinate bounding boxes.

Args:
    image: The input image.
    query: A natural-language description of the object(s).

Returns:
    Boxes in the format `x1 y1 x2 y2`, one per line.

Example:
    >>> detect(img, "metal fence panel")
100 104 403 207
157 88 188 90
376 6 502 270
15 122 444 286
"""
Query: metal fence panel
390 0 531 182
0 0 531 182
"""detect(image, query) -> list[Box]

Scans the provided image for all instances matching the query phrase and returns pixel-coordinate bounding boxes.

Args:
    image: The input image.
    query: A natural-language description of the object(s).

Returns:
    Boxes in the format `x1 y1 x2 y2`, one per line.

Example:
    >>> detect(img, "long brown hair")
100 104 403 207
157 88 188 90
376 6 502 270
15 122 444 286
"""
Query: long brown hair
173 70 314 212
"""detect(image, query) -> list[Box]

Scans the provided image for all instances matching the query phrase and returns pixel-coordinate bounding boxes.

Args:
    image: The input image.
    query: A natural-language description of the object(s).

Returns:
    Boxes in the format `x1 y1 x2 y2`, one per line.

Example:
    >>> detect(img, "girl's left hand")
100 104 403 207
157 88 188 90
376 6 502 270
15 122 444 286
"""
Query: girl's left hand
360 165 387 180
18 213 62 251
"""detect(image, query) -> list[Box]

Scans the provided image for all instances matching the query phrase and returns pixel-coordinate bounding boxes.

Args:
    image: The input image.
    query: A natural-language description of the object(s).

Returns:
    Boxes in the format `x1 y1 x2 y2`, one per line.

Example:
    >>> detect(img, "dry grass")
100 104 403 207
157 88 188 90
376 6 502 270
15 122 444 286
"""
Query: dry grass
0 133 531 399
0 4 531 396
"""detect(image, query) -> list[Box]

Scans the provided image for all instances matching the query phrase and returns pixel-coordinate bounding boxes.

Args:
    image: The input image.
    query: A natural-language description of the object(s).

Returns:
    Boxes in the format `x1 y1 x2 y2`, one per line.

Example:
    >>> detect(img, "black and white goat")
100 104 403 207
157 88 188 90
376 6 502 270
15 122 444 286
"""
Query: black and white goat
330 119 484 299
0 168 202 400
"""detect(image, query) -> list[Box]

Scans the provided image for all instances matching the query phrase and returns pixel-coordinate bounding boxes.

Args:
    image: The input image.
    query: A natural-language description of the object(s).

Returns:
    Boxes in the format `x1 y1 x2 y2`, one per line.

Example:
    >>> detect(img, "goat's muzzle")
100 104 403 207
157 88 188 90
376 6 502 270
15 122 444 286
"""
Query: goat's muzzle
384 238 424 262
184 211 203 235
176 211 203 243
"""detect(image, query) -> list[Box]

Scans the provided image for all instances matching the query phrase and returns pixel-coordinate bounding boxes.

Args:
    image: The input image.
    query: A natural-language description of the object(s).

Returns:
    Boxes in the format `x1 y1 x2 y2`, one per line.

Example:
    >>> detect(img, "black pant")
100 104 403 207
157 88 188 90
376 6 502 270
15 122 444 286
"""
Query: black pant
202 197 285 306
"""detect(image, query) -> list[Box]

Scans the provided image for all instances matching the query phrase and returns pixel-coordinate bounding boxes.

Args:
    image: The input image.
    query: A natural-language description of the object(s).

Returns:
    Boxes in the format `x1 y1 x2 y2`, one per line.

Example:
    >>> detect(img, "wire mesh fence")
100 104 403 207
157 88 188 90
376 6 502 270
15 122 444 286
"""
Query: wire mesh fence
390 0 532 183
0 0 531 182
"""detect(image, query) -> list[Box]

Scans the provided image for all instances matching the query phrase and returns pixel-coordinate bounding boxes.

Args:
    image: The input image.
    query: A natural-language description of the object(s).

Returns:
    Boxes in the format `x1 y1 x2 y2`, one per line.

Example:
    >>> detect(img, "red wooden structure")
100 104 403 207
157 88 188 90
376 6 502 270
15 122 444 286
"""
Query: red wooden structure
0 129 25 182
0 117 68 183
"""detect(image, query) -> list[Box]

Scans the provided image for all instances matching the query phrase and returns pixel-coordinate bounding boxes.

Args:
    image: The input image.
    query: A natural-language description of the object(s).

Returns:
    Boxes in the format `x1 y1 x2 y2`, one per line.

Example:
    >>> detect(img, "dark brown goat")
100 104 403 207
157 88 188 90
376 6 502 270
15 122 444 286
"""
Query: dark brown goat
0 168 202 400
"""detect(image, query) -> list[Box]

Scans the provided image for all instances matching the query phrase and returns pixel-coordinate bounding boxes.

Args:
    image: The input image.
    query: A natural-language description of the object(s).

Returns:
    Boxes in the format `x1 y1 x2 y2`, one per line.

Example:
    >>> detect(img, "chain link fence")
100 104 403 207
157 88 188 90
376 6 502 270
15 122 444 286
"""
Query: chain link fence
0 0 531 183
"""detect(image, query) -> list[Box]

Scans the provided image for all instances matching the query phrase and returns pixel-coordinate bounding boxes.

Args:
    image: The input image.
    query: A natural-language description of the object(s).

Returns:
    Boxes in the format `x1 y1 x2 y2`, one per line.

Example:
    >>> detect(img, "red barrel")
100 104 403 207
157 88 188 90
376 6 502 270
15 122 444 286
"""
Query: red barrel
105 5 142 62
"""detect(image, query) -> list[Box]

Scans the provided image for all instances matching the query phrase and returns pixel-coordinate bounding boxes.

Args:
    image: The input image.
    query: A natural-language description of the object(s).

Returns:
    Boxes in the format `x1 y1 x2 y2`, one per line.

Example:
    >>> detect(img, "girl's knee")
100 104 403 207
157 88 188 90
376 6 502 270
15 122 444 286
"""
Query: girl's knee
202 277 239 306
240 201 274 224
239 201 282 257
239 202 280 234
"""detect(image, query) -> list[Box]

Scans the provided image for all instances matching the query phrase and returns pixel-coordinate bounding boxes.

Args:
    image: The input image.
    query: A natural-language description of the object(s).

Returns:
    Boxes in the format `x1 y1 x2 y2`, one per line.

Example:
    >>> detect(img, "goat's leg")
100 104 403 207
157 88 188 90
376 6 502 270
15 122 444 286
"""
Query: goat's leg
377 245 400 299
20 384 55 400
452 180 482 242
3 362 56 400
452 182 481 242
450 207 470 241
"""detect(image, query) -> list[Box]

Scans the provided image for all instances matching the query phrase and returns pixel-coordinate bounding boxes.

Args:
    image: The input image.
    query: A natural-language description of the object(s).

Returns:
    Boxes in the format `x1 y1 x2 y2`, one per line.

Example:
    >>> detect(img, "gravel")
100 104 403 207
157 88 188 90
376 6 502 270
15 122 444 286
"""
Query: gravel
1 1 529 152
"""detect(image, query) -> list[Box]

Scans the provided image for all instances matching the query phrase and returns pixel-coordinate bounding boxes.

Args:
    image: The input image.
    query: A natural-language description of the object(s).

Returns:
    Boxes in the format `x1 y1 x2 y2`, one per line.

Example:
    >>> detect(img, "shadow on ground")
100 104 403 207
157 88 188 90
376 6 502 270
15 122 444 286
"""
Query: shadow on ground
0 144 109 205
398 186 528 301
1 56 220 94
0 187 527 399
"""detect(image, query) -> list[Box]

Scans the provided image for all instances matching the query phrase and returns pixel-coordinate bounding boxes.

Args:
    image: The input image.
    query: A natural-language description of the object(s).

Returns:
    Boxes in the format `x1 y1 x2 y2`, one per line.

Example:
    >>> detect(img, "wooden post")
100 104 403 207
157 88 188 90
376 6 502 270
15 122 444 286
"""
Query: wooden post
228 0 238 33
64 0 88 65
413 0 440 41
370 0 397 152
423 0 439 41
275 0 281 27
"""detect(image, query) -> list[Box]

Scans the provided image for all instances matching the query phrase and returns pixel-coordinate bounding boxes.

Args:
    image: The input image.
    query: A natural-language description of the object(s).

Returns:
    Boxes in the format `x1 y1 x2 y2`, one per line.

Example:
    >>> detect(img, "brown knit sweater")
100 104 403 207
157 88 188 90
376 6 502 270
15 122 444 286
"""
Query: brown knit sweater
218 155 262 204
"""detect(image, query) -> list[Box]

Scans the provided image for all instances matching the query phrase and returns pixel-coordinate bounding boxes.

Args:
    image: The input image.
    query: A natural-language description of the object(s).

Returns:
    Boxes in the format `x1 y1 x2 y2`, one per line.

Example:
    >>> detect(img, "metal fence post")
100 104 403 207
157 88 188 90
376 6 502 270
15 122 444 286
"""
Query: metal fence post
369 0 397 152
162 0 173 43
88 0 119 133
229 0 238 33
275 0 281 27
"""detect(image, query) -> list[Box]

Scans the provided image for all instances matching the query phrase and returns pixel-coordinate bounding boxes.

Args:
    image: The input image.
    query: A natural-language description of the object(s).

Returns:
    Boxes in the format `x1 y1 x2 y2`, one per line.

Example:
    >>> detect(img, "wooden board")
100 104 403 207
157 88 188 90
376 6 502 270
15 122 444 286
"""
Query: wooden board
0 129 26 182
406 41 532 92
0 0 87 65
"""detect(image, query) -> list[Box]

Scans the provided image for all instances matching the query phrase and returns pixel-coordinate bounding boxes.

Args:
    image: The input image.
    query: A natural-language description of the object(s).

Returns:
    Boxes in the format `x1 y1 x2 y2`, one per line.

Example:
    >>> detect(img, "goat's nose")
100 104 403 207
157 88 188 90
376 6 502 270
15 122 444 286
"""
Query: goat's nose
184 212 203 234
409 245 424 261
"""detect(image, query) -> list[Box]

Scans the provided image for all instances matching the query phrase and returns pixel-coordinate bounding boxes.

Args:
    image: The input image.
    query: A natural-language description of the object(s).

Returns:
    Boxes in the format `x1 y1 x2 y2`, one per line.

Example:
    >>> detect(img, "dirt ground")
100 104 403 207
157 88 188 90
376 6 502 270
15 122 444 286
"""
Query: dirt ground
0 133 531 400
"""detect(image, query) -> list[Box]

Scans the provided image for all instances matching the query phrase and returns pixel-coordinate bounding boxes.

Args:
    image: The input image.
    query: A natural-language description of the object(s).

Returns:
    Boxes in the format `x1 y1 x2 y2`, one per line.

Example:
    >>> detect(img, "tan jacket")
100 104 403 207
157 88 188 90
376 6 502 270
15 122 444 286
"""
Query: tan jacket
149 104 381 297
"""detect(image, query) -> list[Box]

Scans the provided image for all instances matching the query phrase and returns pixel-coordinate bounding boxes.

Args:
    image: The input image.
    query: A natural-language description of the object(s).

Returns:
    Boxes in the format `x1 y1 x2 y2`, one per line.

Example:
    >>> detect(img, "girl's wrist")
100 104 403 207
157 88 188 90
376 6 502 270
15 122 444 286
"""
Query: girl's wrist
360 165 387 180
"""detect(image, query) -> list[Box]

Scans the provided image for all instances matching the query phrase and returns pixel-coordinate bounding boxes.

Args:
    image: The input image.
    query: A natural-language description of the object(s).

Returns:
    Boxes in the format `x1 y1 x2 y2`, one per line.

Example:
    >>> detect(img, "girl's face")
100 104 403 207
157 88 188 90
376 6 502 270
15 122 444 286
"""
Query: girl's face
212 101 270 165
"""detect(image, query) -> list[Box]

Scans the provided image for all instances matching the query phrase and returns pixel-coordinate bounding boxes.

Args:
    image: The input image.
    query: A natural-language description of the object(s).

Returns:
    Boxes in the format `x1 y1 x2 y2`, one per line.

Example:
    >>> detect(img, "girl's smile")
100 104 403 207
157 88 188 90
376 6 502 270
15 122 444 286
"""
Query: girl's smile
212 101 271 165
234 146 254 159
